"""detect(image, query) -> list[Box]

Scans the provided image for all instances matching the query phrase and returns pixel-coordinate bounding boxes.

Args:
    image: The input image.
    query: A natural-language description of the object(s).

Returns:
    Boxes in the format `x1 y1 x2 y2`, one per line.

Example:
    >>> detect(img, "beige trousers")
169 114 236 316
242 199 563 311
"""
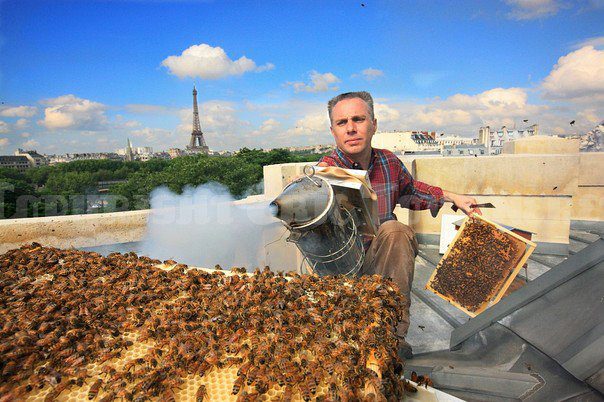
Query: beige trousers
360 220 418 339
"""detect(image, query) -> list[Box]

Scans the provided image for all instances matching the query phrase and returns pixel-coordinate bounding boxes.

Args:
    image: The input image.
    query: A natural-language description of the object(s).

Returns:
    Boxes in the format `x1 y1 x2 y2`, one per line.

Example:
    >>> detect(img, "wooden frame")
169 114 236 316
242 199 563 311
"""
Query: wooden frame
425 213 537 317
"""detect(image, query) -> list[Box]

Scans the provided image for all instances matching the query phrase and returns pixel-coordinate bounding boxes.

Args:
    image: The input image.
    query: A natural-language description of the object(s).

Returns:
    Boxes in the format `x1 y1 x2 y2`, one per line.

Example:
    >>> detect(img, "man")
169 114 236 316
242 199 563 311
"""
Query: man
318 91 480 359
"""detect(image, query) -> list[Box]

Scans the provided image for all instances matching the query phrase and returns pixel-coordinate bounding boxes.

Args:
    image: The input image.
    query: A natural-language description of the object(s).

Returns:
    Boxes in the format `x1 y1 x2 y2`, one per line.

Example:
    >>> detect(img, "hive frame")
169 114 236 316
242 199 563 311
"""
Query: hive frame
425 213 537 317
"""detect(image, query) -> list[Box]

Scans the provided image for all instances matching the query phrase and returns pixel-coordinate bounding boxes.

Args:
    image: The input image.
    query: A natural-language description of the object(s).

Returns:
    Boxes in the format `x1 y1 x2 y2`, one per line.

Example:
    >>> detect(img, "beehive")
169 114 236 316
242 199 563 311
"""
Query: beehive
0 244 409 401
426 214 536 316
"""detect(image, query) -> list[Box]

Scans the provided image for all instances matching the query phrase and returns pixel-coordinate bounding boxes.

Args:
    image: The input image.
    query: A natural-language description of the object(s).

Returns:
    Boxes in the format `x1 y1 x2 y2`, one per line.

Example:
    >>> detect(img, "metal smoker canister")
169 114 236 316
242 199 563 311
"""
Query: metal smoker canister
270 167 365 276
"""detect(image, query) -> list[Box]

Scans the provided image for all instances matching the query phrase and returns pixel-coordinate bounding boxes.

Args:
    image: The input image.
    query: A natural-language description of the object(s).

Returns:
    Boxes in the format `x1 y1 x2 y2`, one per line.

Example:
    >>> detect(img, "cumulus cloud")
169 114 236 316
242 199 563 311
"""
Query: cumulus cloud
0 121 8 134
15 119 29 129
258 118 281 132
125 104 179 115
131 127 172 143
0 138 9 148
374 102 400 124
572 36 604 50
161 44 274 79
361 68 384 81
541 46 604 102
22 139 40 148
505 0 562 20
0 106 37 118
287 71 341 93
39 95 108 130
21 132 30 138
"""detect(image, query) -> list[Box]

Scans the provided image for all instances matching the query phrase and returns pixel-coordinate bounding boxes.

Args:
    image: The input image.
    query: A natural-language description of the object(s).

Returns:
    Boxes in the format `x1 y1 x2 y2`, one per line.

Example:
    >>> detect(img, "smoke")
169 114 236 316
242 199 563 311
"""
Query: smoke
139 183 278 269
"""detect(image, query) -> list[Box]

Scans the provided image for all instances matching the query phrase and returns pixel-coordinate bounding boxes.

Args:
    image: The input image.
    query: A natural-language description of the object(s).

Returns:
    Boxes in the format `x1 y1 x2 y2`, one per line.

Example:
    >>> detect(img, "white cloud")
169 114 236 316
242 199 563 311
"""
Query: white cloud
374 102 400 124
505 0 562 20
0 121 9 134
577 108 603 125
39 94 108 130
369 87 556 135
22 139 39 148
161 44 274 79
361 68 384 81
125 104 178 115
287 71 341 93
130 127 172 143
572 36 604 50
20 132 30 138
15 118 29 129
259 118 281 132
0 105 37 118
541 46 604 102
0 138 9 148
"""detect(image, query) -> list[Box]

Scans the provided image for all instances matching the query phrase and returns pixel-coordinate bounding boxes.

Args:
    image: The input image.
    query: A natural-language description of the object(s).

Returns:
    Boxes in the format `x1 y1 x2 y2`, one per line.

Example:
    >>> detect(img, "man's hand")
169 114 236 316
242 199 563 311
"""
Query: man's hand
316 162 328 167
443 190 482 216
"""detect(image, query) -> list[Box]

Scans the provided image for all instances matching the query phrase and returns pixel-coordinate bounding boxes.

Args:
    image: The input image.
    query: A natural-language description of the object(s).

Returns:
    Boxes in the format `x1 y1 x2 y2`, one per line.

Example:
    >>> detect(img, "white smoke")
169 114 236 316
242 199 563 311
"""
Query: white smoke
139 183 278 269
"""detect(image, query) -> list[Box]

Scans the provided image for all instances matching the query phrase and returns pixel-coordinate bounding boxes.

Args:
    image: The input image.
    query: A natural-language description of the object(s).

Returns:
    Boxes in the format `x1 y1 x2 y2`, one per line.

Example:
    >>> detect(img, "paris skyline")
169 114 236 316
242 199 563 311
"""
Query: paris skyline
0 0 603 154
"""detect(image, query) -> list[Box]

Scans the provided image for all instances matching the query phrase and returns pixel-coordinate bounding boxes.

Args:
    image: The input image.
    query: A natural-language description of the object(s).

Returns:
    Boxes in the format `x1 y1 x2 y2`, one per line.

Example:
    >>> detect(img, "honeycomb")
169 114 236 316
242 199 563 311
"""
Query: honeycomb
1 245 410 401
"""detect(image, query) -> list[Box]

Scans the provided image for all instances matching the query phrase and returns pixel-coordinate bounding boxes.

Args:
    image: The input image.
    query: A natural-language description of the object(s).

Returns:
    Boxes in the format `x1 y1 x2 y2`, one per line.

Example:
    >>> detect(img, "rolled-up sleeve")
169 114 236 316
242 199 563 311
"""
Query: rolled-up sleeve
397 163 444 217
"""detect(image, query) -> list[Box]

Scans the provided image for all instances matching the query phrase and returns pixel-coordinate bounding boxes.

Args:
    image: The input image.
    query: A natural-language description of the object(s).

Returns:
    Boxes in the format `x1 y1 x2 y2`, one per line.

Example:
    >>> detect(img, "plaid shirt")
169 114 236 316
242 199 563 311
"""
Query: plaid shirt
319 148 444 223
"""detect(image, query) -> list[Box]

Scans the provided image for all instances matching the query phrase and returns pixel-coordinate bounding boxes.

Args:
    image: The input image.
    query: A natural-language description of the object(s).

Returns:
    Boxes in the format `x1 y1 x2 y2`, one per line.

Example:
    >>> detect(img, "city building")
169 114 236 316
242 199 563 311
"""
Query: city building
372 130 440 154
479 124 539 155
284 144 334 154
168 148 185 159
48 153 122 165
441 143 487 156
135 147 153 155
14 149 49 167
0 155 31 172
435 135 476 147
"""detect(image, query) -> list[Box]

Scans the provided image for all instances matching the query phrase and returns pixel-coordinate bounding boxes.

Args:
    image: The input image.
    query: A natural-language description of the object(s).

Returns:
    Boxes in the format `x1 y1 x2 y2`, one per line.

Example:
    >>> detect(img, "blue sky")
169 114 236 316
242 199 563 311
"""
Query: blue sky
0 0 603 153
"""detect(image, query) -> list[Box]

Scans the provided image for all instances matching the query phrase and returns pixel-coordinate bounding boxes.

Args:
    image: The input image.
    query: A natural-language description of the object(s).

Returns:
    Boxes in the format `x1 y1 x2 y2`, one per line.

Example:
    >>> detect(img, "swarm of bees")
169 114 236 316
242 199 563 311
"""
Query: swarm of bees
430 217 524 312
0 243 420 401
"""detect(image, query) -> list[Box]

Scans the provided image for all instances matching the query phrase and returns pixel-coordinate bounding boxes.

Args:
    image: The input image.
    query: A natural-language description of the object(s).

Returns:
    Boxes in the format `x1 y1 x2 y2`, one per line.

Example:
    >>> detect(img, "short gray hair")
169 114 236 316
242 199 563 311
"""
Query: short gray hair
327 91 375 123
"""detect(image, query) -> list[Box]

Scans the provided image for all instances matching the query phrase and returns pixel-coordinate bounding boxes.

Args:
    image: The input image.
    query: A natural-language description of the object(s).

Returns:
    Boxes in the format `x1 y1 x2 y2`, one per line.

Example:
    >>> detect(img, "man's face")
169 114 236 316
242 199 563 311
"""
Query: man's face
330 97 377 157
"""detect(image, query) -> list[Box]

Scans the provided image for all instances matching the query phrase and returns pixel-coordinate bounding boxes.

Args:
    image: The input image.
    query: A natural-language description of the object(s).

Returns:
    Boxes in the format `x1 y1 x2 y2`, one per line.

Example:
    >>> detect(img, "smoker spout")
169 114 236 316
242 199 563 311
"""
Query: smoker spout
271 176 332 228
269 201 280 217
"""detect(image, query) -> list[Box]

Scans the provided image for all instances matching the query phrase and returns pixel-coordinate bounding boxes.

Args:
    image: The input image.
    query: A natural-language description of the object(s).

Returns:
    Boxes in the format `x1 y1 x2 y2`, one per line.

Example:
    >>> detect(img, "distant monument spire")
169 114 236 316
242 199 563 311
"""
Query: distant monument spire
125 138 134 162
187 85 209 154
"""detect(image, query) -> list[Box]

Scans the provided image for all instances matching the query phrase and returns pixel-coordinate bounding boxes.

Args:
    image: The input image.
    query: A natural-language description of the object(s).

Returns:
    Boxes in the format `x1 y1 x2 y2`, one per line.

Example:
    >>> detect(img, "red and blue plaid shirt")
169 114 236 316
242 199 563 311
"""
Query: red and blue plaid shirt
319 148 444 223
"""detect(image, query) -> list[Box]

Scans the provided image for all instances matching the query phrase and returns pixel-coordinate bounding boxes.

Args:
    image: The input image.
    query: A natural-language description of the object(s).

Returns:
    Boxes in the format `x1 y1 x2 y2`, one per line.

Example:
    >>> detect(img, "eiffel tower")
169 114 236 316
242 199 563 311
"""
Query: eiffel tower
186 85 209 154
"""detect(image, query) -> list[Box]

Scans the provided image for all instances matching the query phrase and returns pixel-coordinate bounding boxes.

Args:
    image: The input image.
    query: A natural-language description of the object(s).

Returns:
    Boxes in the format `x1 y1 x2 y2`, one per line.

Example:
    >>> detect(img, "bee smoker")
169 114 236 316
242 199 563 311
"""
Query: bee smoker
270 166 378 276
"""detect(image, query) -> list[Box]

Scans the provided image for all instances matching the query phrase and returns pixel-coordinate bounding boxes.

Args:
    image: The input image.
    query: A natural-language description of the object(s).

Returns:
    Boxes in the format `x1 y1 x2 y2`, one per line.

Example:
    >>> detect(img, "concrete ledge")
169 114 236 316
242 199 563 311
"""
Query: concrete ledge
413 154 579 196
0 210 150 254
409 195 572 247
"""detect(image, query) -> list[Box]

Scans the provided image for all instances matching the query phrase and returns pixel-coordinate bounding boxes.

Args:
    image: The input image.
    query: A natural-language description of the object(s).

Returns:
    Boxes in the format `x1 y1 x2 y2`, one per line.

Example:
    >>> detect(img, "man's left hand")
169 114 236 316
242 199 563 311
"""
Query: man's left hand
443 190 482 216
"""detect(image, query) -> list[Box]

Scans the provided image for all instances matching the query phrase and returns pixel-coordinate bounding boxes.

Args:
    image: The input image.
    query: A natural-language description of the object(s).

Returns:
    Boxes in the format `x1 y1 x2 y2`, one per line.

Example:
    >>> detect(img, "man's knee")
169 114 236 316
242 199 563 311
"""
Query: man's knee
378 220 416 239
376 220 418 254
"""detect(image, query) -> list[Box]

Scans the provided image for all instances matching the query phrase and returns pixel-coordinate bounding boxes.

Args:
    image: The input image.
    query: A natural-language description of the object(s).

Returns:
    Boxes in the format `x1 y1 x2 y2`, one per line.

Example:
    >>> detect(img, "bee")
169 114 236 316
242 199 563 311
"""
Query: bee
232 375 245 395
300 378 312 402
88 379 103 400
43 380 72 402
280 385 293 401
98 391 116 402
237 361 252 377
195 384 207 402
403 379 417 393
